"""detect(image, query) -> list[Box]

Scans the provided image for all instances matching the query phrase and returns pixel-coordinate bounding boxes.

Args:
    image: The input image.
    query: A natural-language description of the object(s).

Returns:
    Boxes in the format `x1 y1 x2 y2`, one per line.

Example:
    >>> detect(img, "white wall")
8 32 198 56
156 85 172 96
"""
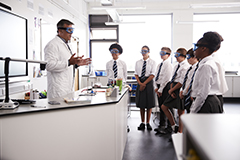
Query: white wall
1 0 240 98
87 0 240 53
0 0 88 98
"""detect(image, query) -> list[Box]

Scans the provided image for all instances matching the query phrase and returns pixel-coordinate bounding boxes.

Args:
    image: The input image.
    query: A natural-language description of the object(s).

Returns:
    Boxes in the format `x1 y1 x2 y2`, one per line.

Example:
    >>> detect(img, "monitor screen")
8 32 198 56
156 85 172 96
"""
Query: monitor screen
0 8 28 78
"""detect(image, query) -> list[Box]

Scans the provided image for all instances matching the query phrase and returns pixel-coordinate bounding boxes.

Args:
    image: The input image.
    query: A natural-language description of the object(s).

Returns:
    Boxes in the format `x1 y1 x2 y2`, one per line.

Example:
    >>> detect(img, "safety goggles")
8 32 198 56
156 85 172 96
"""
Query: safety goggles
193 43 199 51
58 27 74 34
110 49 119 54
193 43 211 51
186 54 192 60
174 52 181 58
141 50 149 54
160 51 170 56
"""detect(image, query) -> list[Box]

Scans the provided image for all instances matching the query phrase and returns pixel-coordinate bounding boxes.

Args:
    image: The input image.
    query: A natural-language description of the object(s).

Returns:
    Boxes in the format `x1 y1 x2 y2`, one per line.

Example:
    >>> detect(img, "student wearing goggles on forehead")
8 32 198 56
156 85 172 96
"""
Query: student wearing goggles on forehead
154 47 174 135
135 45 156 131
106 43 127 84
44 19 91 99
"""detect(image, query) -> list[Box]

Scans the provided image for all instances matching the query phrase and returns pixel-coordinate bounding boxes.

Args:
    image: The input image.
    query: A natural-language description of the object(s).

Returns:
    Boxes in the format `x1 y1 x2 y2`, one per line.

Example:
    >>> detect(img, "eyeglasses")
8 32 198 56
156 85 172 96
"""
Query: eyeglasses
160 51 170 56
58 27 74 34
141 50 149 54
186 54 192 60
110 49 119 54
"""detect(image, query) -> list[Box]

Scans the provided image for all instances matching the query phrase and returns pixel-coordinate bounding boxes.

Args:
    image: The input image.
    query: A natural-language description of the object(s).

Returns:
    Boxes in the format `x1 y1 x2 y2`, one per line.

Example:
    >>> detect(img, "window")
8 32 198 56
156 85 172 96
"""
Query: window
89 14 172 71
91 41 116 70
119 14 172 71
90 28 117 40
89 15 118 70
193 13 240 72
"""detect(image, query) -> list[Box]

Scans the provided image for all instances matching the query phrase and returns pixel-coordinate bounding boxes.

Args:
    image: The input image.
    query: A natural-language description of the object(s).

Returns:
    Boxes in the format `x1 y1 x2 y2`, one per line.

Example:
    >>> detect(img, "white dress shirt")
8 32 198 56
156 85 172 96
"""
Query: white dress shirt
182 62 198 95
106 59 127 82
172 59 190 84
134 58 156 78
154 58 172 93
212 52 228 95
190 56 220 113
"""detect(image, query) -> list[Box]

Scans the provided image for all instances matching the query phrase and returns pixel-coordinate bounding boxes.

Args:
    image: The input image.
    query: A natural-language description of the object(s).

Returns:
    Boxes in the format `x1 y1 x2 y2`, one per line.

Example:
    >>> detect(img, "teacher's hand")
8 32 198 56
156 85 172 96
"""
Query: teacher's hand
76 55 91 66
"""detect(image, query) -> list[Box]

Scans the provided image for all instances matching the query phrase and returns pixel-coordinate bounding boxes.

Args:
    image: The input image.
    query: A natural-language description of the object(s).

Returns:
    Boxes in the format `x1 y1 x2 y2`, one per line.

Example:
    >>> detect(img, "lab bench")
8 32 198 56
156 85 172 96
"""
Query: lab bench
173 114 240 160
0 88 129 160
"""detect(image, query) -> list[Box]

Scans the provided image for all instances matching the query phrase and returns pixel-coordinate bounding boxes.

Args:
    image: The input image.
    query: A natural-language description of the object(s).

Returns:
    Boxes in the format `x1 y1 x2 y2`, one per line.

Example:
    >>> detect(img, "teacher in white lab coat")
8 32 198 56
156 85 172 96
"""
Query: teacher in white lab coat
44 19 91 99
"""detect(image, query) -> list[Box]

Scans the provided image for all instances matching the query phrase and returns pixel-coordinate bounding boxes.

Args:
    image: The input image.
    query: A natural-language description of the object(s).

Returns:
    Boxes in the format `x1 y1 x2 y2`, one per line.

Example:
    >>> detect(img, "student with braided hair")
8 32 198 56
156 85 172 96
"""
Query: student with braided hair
207 32 228 113
190 32 222 113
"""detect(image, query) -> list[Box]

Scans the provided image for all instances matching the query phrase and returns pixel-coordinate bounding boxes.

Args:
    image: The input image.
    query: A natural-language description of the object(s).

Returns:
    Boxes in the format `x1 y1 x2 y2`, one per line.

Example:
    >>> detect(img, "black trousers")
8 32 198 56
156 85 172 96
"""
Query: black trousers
197 95 222 113
156 83 174 127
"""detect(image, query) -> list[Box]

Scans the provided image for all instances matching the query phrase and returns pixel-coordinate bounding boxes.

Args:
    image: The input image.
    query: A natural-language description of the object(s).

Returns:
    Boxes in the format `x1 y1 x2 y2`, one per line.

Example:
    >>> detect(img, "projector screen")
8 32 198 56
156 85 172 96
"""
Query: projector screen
0 8 28 78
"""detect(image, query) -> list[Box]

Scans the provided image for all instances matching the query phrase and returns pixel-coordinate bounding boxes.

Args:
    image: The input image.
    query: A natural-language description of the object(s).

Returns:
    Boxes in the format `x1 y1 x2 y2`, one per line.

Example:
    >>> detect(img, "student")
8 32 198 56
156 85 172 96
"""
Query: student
134 45 156 131
106 43 127 83
161 48 190 133
190 32 222 113
179 48 198 113
153 47 173 134
206 32 228 113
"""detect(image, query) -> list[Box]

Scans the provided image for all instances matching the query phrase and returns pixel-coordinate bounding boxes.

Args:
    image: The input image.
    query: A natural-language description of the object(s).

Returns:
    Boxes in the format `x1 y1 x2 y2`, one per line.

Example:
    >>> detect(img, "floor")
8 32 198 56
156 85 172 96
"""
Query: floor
122 98 240 160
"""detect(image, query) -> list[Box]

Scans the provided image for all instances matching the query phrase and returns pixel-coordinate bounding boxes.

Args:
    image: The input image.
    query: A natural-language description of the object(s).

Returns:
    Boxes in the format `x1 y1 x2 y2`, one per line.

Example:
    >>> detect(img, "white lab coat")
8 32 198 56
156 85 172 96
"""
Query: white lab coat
44 36 74 99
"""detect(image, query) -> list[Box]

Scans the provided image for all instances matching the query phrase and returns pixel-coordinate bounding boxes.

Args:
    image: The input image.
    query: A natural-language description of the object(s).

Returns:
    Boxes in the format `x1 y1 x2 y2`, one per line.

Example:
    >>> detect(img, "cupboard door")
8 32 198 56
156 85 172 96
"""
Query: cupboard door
224 76 233 97
233 76 240 97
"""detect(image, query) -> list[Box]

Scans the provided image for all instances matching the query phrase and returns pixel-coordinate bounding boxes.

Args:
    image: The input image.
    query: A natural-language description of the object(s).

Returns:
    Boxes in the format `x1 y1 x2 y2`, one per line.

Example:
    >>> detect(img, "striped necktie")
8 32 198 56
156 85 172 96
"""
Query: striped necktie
113 61 118 78
185 62 200 106
155 62 163 81
141 61 146 80
182 66 192 90
170 64 180 83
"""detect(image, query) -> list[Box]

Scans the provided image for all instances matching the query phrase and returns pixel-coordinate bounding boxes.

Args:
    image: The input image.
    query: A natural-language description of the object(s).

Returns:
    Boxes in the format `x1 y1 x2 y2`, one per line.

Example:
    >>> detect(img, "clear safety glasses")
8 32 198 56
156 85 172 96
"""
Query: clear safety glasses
140 50 149 54
58 27 74 34
110 49 119 54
